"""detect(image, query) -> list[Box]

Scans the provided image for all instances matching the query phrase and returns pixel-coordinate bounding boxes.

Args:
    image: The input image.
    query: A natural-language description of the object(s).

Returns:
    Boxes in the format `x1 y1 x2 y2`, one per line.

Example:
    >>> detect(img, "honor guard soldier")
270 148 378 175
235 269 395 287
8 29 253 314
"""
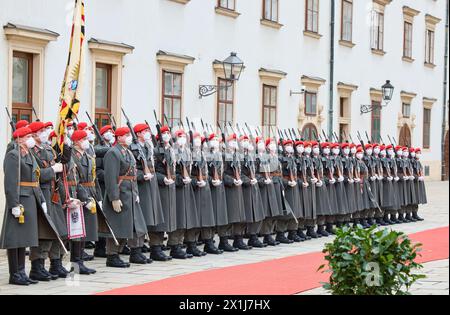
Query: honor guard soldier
330 143 350 229
321 142 339 235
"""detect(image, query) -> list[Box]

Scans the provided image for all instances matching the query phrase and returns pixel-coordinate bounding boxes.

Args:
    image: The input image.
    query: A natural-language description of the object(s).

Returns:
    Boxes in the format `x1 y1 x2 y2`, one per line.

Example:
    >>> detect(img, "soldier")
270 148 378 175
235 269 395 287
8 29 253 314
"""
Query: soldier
223 134 250 250
1 127 48 285
61 130 97 275
239 135 266 248
93 125 115 258
385 145 402 224
132 124 170 261
311 141 332 236
294 141 313 241
404 147 418 222
411 148 426 221
173 129 203 257
378 145 396 225
28 122 69 280
363 143 379 226
279 140 303 243
330 143 350 229
355 146 372 219
191 132 221 254
372 143 388 226
321 142 338 235
5 120 30 154
340 143 358 227
207 133 236 252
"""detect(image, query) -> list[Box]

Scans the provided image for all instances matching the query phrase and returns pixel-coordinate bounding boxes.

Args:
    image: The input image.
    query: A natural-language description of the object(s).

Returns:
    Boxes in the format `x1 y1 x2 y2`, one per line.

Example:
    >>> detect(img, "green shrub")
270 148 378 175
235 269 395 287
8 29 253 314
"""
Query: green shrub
318 225 426 295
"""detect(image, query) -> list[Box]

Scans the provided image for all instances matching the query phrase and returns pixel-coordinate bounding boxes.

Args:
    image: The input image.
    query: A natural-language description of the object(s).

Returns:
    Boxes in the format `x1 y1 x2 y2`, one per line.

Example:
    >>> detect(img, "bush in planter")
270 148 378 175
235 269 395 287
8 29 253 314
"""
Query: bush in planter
318 225 425 295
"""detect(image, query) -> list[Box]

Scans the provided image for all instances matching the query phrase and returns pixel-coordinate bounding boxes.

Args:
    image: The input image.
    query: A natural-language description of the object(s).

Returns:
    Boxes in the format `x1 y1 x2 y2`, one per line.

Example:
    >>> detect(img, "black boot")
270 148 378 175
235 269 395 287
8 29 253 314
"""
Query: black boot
263 234 280 246
170 245 192 259
186 242 207 257
248 235 267 248
413 213 424 221
203 239 223 254
120 245 131 256
390 214 401 224
81 250 94 262
297 229 310 241
71 260 97 275
366 218 376 226
106 254 130 268
288 230 303 242
276 232 294 244
404 213 413 222
49 259 70 278
306 226 319 239
130 248 150 264
383 214 394 225
325 223 336 235
317 225 330 237
142 243 150 253
376 218 389 226
233 236 253 250
29 259 52 282
93 238 107 258
150 246 173 261
398 213 407 223
14 248 38 285
8 249 30 286
219 237 239 252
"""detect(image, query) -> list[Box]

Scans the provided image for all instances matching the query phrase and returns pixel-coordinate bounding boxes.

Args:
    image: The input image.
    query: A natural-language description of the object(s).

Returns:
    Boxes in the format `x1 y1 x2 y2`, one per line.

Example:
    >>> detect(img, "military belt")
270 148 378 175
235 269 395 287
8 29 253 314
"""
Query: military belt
19 181 39 188
118 176 137 182
81 182 96 187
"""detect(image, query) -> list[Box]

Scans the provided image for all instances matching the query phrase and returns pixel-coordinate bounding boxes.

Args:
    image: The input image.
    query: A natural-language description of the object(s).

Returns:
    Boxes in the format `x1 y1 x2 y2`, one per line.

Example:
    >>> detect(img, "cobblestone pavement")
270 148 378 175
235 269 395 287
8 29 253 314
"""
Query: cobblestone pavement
0 181 447 295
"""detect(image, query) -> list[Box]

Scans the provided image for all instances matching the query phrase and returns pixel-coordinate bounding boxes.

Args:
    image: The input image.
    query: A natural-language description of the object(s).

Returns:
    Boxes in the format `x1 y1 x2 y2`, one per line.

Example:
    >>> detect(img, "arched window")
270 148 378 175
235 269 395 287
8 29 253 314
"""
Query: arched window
302 123 318 141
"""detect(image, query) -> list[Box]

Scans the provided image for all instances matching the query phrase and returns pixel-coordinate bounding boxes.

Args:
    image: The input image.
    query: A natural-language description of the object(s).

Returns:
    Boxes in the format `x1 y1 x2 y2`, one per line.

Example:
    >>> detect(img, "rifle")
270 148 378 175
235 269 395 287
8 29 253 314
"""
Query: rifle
86 111 106 146
121 107 151 175
108 113 117 131
32 106 40 122
365 131 372 144
5 107 16 133
145 120 158 147
322 129 329 142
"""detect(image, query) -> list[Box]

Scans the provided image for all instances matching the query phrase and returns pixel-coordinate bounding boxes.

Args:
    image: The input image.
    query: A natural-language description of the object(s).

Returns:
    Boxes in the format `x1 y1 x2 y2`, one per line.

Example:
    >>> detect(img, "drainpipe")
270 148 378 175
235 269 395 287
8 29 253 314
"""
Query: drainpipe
328 0 336 140
441 0 449 181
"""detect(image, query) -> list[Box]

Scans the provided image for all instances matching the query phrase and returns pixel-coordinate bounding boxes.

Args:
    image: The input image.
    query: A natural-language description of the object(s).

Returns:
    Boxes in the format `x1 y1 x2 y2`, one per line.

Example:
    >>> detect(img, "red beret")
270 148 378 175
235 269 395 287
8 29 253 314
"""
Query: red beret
16 120 29 129
174 129 186 138
395 145 403 151
330 143 340 149
349 143 356 148
356 147 364 153
100 125 114 135
115 127 131 137
356 144 362 149
283 139 293 146
304 141 311 147
295 141 304 147
310 141 319 147
415 148 422 153
160 125 170 134
49 131 57 140
201 136 206 144
134 123 149 134
372 143 380 148
379 145 386 151
71 130 88 142
386 144 393 150
402 147 408 152
45 122 53 128
320 142 330 148
239 135 249 142
365 144 373 150
77 122 88 130
228 134 237 142
28 121 45 133
209 133 217 141
255 137 262 144
13 127 32 139
265 138 272 147
409 147 416 153
341 143 349 149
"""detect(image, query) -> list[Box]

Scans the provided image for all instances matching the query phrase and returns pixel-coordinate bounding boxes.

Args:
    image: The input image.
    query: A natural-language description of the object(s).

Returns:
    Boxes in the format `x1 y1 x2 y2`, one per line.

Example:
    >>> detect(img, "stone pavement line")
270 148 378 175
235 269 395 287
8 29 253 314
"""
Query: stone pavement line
0 181 448 295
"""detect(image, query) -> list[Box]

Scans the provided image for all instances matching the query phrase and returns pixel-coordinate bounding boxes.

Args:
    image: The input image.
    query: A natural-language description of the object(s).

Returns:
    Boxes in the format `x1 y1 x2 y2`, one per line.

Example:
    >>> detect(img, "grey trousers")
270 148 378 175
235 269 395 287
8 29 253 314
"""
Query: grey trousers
200 227 214 240
260 217 276 235
411 205 419 214
246 221 262 235
217 225 232 238
167 229 185 246
148 232 165 246
276 216 298 233
185 228 200 243
106 238 126 256
128 235 145 249
232 223 246 237
316 215 326 226
30 240 61 261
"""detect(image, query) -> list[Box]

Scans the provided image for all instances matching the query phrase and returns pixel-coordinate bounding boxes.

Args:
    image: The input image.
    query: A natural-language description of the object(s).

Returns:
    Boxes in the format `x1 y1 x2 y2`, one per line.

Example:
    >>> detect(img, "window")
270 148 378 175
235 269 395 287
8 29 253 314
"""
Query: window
341 0 353 42
162 71 182 128
94 63 112 130
371 101 381 143
402 102 411 118
263 0 278 22
371 10 384 51
218 0 235 10
403 22 413 58
217 78 234 128
425 29 435 64
305 92 317 116
12 51 33 123
302 123 317 141
423 108 431 149
305 0 319 33
340 97 345 118
262 85 277 137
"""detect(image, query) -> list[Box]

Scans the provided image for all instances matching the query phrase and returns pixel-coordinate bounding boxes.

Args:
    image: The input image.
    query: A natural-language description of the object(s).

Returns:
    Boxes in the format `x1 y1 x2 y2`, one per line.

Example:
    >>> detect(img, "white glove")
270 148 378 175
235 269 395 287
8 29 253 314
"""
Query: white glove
12 206 21 218
377 175 383 181
403 176 408 181
112 200 123 213
419 176 424 182
288 181 297 187
97 201 103 209
348 178 354 184
409 176 415 181
136 196 140 204
144 173 154 181
250 178 258 186
197 180 206 188
311 178 318 184
316 181 323 187
51 163 63 174
41 202 48 214
264 178 272 185
302 182 309 188
370 176 376 182
86 200 95 211
164 177 174 186
354 178 361 183
329 178 336 185
234 179 243 186
182 177 192 185
394 176 400 182
212 179 222 187
338 176 344 183
387 176 393 181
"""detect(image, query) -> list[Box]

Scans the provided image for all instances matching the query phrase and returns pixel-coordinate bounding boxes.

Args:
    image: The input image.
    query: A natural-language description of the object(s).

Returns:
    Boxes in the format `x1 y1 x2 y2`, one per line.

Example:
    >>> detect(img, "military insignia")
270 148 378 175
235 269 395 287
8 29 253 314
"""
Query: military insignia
71 210 79 223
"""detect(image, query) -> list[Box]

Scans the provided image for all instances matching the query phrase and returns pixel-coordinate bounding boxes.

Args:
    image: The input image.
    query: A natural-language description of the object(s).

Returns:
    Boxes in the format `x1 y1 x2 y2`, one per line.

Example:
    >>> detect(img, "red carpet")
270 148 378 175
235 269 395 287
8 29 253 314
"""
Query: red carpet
98 226 449 295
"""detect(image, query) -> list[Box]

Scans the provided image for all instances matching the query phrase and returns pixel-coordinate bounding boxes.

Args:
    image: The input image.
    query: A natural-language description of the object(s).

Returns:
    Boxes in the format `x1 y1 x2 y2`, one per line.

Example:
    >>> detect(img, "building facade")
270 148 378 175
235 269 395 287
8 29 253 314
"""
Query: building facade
0 0 448 212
